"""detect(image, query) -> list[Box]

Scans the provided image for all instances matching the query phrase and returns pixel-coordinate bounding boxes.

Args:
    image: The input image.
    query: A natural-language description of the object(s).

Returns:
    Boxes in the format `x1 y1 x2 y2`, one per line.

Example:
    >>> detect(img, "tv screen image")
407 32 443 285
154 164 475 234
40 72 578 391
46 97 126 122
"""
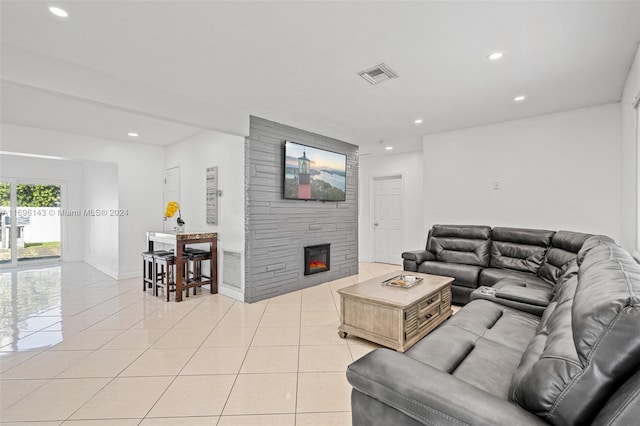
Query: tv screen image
283 141 346 201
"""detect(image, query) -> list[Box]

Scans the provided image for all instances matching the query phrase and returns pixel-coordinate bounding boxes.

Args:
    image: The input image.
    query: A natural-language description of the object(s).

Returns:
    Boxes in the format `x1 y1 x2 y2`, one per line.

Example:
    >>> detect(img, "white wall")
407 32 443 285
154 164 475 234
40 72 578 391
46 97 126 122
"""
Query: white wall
19 208 61 243
164 130 246 299
83 161 119 278
0 154 84 261
0 124 165 278
621 43 640 251
359 151 424 262
422 104 623 243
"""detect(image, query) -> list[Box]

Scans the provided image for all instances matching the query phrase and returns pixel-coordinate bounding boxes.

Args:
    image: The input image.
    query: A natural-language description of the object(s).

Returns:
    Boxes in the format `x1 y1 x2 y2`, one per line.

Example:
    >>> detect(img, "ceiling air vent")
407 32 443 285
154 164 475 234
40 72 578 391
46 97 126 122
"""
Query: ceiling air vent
358 63 399 85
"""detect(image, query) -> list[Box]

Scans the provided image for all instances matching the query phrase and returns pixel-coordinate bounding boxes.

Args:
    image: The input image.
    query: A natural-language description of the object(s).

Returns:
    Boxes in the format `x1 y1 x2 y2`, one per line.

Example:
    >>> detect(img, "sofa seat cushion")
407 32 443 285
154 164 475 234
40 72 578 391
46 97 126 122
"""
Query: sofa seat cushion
347 349 550 426
444 299 540 351
417 261 481 289
494 285 553 307
492 277 554 294
406 300 539 398
479 268 551 290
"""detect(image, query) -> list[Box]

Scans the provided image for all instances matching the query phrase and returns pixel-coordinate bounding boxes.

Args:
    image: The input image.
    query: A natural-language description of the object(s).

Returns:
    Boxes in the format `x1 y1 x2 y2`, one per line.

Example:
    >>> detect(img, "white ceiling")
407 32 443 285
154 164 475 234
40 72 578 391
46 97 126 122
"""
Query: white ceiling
1 1 639 155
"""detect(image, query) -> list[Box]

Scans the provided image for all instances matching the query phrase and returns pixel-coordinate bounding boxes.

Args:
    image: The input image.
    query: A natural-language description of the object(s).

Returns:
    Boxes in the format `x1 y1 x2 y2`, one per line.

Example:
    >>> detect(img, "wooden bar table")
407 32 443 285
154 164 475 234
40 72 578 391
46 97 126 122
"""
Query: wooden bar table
147 231 218 302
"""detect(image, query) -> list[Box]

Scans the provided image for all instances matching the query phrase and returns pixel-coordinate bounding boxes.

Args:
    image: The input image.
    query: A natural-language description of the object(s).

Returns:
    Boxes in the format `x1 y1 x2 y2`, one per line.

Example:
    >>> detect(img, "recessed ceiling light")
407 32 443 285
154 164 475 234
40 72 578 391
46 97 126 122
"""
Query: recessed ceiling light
49 6 68 18
488 52 504 61
514 95 526 102
127 132 139 137
414 119 423 124
385 146 393 151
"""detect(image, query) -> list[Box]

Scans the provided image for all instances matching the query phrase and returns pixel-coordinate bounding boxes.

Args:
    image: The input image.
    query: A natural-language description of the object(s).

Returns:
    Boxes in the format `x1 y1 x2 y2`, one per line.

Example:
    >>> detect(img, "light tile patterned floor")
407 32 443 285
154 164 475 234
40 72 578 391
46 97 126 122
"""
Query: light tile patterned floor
0 261 401 425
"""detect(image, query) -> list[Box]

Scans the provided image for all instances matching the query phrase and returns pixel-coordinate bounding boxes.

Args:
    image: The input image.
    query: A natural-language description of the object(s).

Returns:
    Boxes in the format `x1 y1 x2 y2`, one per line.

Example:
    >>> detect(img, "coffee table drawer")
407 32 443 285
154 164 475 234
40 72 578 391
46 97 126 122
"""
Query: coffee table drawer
405 302 441 342
419 291 441 314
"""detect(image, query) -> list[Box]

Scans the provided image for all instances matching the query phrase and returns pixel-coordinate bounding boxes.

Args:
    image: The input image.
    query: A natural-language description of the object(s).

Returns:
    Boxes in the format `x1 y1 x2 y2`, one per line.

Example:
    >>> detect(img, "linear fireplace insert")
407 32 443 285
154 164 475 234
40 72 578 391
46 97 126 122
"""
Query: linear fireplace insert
304 244 330 275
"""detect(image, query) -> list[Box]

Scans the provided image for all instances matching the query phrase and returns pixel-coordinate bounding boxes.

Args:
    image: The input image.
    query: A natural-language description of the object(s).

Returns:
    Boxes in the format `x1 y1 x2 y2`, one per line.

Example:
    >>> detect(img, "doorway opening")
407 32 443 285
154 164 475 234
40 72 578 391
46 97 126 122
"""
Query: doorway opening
0 181 62 266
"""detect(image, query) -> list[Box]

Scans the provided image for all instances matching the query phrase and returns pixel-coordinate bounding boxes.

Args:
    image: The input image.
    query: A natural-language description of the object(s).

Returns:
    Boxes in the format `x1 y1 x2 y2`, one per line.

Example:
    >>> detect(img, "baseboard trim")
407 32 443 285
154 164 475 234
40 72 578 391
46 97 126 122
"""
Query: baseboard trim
219 286 244 302
84 259 118 280
117 270 141 280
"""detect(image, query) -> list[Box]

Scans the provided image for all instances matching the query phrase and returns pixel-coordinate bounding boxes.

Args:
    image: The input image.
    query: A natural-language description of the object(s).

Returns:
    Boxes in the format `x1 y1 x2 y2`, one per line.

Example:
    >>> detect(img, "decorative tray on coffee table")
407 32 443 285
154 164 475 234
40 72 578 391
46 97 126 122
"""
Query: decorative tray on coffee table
382 274 423 288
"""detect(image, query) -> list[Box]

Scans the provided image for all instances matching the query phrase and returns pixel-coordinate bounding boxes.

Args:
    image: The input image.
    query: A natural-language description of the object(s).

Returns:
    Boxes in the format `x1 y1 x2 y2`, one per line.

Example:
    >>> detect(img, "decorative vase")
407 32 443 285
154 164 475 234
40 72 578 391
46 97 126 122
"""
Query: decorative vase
176 216 186 232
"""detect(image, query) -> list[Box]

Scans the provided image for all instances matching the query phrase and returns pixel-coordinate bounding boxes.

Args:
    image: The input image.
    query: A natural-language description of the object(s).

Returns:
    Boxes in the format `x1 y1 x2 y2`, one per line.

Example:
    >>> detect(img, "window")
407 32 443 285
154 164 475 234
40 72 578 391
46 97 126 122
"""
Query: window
0 181 62 266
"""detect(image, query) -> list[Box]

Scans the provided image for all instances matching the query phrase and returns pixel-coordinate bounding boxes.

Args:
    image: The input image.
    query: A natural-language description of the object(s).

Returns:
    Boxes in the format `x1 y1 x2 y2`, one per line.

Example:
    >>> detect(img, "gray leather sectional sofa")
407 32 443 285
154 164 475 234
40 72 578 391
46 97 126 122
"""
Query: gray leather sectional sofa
402 225 591 305
347 230 640 425
347 233 640 425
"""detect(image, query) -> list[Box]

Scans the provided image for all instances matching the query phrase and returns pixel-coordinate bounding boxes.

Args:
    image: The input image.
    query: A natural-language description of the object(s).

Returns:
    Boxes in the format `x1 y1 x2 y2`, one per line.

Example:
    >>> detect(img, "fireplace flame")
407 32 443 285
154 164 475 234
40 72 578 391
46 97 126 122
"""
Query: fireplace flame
309 260 327 270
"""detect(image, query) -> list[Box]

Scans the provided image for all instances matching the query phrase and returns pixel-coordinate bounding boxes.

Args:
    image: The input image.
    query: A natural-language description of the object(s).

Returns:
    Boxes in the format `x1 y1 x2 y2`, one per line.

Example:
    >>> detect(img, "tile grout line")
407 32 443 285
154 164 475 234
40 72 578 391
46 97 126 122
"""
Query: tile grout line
136 293 233 423
215 299 267 425
61 290 205 423
294 292 304 425
1 262 396 424
0 278 150 417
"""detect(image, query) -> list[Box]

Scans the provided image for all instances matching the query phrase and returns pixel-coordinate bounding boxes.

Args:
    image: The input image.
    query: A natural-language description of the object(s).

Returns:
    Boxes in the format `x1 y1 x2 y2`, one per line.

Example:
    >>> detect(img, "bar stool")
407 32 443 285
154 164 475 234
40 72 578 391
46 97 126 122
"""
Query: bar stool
153 253 175 301
184 248 212 296
141 250 171 291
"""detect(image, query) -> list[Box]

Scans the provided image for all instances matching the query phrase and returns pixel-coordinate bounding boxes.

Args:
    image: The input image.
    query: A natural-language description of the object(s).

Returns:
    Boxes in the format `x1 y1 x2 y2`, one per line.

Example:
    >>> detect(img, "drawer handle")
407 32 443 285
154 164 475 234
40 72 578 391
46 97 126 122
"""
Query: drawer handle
425 313 433 320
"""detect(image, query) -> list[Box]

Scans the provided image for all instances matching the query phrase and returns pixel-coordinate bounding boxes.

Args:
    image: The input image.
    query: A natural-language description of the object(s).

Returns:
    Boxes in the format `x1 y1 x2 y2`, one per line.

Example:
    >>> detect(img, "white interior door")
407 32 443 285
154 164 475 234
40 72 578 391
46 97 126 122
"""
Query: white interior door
373 176 402 264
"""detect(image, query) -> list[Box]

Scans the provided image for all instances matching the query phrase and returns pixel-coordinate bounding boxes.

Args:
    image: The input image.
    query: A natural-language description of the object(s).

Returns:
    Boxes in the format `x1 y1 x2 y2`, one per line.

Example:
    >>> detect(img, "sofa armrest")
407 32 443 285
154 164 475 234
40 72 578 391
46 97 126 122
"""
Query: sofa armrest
495 285 552 307
347 349 547 426
401 250 435 264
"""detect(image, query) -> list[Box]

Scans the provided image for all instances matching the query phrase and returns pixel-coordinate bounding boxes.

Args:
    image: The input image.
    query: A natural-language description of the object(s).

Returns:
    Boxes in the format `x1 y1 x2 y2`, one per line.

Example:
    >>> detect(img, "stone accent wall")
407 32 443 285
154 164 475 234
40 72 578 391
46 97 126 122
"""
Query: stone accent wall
244 116 359 302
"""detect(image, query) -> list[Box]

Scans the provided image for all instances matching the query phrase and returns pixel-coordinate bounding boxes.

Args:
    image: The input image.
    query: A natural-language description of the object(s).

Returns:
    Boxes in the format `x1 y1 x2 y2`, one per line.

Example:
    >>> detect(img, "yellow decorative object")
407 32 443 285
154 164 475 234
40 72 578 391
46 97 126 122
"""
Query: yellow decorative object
164 201 179 218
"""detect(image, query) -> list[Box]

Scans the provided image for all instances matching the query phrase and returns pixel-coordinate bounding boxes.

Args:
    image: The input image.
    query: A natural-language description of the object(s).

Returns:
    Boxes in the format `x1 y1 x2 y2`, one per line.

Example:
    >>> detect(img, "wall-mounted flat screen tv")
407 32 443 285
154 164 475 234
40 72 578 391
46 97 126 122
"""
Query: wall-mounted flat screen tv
283 141 347 201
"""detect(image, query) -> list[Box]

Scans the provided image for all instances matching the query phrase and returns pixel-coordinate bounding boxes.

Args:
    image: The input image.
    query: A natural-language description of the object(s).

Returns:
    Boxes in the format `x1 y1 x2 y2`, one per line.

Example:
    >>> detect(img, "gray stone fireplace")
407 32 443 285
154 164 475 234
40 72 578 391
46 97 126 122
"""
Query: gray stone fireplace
244 116 358 302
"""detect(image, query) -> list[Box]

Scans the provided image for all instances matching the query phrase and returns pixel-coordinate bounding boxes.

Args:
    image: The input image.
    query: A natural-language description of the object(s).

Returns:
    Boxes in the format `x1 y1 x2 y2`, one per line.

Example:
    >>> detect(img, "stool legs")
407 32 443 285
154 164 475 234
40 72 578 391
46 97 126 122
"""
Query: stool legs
186 252 211 296
143 257 147 291
153 260 161 297
142 253 158 291
165 263 172 302
144 248 209 301
152 256 173 302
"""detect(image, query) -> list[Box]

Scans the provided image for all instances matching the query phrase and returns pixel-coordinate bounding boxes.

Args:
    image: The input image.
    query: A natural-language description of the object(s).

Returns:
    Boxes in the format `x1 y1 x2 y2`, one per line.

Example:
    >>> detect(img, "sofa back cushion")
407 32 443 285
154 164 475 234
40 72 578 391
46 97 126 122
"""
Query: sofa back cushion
489 227 554 273
509 237 640 426
428 224 491 267
537 231 591 284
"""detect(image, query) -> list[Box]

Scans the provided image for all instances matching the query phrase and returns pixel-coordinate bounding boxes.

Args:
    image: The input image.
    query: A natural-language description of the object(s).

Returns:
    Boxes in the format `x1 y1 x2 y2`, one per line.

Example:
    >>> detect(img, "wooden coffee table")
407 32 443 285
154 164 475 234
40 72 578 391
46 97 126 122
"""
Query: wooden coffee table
338 271 453 352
